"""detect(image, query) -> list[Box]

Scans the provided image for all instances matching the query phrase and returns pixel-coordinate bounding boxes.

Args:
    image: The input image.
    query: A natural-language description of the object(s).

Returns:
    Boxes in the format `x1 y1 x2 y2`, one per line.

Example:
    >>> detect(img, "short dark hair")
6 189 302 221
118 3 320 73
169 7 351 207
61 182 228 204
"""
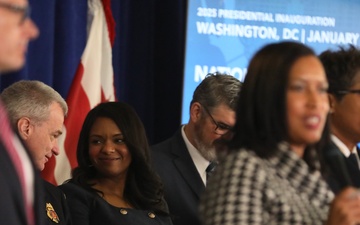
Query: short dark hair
190 72 242 112
230 41 330 168
71 101 167 214
319 45 360 100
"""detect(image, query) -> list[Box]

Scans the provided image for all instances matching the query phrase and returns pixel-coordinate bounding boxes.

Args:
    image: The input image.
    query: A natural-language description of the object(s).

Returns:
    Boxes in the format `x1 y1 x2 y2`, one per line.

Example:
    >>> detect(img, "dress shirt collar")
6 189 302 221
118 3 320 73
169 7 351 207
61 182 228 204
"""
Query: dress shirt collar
181 125 209 185
331 134 360 169
331 134 358 157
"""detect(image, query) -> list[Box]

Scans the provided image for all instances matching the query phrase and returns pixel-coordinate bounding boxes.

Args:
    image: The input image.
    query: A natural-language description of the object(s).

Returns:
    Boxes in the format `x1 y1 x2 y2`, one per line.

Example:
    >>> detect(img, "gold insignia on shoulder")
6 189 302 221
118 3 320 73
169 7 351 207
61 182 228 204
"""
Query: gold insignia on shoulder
46 203 60 223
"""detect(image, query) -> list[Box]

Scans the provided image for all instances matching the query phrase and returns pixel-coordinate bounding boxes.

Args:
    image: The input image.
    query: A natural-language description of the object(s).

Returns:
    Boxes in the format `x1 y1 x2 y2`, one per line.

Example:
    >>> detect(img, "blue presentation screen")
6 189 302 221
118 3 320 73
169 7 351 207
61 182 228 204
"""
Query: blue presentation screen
181 0 360 123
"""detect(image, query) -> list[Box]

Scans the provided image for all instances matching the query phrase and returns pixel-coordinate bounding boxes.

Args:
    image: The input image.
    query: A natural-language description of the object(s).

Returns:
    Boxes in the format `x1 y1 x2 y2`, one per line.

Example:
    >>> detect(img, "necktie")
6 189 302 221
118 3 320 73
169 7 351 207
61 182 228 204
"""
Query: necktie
206 161 217 184
0 101 34 225
348 153 359 169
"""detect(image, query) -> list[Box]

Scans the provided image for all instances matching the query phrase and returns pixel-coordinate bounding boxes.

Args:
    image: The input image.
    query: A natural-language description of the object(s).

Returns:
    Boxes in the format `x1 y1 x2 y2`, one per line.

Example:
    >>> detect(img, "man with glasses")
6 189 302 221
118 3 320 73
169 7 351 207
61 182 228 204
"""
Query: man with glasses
320 45 360 193
151 72 242 225
0 0 40 225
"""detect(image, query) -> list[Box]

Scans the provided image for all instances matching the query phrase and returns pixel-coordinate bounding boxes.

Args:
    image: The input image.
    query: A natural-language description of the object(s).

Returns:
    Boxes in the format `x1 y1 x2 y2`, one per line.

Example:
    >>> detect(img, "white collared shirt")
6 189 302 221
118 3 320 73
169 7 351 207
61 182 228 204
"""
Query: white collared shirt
181 125 210 185
331 134 360 169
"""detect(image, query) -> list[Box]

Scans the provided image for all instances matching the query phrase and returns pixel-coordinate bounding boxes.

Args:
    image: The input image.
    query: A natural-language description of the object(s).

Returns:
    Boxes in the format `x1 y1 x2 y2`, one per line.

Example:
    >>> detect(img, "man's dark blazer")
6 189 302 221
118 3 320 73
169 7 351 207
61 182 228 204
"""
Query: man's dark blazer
44 180 72 225
0 140 45 225
151 128 205 225
324 141 360 193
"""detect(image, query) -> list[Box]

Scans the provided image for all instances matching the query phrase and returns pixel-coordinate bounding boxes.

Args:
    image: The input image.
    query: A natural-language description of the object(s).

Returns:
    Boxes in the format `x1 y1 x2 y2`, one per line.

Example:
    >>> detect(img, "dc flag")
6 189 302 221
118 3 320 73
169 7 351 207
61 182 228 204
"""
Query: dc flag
41 0 116 185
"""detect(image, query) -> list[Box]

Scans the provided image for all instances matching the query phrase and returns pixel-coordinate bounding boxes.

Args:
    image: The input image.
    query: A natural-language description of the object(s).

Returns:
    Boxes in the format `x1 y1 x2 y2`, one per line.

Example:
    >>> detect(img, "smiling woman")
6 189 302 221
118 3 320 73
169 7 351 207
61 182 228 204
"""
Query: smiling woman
88 117 132 181
59 102 173 225
286 55 329 157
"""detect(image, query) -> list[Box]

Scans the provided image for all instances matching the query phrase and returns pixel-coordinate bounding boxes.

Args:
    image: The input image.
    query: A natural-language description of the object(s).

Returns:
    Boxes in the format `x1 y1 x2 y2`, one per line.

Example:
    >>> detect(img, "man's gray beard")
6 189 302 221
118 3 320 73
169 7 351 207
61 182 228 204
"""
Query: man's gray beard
194 136 217 162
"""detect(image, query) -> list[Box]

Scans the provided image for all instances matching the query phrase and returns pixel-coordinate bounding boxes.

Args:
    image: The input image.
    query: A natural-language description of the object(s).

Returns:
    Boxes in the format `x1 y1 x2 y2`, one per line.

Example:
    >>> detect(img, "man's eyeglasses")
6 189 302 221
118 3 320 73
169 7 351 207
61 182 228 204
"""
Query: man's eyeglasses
202 105 233 135
336 89 360 95
0 2 31 24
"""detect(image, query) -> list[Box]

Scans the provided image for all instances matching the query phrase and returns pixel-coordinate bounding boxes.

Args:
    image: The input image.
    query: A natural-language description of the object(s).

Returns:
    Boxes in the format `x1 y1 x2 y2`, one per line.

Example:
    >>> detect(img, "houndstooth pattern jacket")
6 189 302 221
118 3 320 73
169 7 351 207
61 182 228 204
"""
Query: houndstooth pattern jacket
200 142 334 225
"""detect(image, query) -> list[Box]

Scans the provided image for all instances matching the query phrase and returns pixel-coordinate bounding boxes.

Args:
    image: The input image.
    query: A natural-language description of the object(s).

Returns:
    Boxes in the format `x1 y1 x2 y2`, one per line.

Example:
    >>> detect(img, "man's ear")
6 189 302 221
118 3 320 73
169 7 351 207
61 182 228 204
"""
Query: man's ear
17 117 32 140
189 102 202 123
328 93 337 114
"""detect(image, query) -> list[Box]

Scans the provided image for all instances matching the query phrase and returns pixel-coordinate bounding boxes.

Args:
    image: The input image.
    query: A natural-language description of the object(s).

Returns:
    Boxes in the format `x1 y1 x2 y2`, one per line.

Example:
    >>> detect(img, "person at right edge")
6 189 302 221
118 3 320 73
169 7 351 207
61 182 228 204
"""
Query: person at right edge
151 72 242 225
0 0 43 225
200 41 360 225
319 45 360 193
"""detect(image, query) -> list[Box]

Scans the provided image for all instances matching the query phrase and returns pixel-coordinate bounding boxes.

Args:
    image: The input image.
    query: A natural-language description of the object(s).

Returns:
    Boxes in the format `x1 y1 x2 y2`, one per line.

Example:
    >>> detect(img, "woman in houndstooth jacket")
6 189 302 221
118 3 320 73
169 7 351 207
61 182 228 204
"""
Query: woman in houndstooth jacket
200 41 360 225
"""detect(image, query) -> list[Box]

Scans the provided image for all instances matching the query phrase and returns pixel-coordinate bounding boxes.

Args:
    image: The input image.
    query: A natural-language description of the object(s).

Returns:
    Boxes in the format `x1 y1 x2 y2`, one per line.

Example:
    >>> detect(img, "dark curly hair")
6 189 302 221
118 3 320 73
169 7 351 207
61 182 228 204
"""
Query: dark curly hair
319 44 360 100
70 101 168 215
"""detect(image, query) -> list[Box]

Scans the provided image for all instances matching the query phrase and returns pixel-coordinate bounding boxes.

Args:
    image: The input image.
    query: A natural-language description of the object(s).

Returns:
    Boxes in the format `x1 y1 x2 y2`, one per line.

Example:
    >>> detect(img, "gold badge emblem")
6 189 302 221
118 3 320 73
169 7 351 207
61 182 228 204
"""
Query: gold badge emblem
46 203 60 223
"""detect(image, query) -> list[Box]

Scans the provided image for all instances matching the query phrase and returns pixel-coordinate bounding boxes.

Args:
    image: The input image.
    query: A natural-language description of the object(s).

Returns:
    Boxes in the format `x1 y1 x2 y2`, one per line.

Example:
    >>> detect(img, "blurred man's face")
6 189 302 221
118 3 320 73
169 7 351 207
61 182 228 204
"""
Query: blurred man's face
330 72 360 149
0 0 38 72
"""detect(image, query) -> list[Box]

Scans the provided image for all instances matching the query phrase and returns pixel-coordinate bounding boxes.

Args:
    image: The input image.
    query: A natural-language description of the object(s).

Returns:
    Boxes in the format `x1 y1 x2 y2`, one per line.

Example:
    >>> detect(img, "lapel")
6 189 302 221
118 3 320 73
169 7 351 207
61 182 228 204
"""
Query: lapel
170 129 205 198
330 142 360 188
0 142 27 222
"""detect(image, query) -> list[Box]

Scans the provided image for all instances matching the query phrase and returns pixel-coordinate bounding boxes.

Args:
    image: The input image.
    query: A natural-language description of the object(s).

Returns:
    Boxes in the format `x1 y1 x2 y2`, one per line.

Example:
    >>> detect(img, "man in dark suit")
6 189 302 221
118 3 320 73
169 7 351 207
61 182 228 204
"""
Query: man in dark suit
151 72 242 225
320 45 360 193
0 1 41 224
1 80 72 225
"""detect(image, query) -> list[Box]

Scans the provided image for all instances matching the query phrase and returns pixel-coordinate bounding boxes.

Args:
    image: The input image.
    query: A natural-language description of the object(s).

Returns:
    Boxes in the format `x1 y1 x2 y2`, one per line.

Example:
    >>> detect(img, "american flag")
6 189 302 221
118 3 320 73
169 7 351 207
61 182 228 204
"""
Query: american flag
41 0 116 185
